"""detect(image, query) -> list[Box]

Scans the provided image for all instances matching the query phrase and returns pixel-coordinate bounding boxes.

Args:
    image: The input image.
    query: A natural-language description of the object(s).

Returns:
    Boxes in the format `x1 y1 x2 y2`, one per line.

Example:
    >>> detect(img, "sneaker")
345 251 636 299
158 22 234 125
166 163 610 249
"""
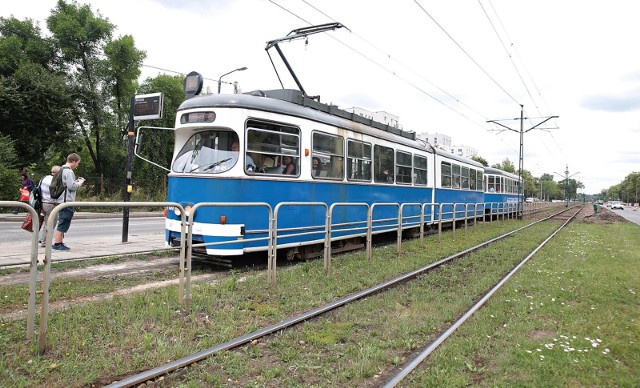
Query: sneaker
40 242 46 248
52 243 70 251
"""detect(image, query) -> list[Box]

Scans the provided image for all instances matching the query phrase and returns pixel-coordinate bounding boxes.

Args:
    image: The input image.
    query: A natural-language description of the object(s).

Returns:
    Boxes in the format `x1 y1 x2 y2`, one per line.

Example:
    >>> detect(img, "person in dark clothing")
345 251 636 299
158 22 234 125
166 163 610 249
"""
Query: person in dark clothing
12 172 35 214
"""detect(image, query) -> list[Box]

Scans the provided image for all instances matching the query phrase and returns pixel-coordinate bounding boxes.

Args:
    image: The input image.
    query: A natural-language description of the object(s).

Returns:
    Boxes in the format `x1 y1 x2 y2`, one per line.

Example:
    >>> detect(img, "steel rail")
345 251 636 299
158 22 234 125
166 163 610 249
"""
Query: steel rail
383 206 583 387
107 207 575 387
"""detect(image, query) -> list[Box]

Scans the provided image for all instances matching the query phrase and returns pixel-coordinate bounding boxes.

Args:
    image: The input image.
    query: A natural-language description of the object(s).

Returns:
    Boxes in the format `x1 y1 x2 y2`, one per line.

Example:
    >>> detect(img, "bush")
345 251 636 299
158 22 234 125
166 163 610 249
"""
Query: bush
0 168 20 205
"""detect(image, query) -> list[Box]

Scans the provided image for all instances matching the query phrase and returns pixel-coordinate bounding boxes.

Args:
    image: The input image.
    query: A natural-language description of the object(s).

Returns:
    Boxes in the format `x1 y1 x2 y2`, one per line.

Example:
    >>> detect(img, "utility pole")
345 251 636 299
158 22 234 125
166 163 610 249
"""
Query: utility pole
554 164 580 207
487 106 558 217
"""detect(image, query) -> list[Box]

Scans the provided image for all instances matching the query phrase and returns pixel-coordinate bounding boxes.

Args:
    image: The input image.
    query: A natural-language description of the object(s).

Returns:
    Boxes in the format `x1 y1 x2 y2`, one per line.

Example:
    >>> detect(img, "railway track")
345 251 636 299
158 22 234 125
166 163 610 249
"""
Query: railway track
383 205 582 386
106 206 581 387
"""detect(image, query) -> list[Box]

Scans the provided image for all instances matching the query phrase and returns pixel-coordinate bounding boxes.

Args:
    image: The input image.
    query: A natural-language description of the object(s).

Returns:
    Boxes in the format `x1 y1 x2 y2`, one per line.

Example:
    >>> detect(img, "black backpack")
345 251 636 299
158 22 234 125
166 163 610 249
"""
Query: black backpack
29 178 44 212
49 166 69 200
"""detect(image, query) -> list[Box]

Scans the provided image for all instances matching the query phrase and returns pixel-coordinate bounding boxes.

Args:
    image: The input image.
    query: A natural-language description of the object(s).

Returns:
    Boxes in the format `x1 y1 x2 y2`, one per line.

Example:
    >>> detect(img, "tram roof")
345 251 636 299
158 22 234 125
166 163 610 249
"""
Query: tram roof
484 166 521 180
178 89 482 168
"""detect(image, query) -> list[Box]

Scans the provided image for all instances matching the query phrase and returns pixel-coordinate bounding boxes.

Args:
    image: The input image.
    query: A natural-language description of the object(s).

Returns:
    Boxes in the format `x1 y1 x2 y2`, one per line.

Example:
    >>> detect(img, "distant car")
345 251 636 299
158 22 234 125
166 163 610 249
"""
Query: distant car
610 201 624 210
526 197 535 203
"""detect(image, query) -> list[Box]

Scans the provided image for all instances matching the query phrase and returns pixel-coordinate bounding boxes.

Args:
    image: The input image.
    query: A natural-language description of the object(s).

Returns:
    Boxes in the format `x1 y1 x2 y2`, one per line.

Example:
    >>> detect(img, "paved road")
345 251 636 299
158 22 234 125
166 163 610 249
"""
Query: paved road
0 215 165 244
610 205 640 225
0 213 172 267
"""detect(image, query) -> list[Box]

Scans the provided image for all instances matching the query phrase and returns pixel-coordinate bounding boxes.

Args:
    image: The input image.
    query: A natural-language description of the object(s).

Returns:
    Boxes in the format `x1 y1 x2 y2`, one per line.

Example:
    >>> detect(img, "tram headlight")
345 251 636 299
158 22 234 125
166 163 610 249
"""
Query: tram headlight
173 204 193 218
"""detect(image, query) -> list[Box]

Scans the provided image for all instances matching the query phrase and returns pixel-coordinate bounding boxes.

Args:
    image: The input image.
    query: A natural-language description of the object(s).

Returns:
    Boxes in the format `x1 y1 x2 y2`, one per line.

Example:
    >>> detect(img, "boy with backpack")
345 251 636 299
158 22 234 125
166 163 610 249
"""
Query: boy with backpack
51 153 85 251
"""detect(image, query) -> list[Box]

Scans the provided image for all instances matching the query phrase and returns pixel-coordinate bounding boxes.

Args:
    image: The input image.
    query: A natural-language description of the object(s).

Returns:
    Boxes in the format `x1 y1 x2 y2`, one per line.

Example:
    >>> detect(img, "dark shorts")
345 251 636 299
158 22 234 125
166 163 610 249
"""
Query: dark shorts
56 207 75 233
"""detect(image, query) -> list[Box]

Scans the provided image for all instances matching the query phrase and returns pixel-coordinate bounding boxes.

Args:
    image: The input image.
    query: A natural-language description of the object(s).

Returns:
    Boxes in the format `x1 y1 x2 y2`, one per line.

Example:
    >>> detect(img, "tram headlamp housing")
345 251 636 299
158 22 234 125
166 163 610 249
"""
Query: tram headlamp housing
173 204 193 218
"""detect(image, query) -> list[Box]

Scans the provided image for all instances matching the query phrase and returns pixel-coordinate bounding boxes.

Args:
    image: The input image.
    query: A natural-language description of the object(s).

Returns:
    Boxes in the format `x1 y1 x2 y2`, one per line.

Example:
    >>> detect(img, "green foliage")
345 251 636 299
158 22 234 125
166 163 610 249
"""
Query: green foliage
0 134 17 169
491 158 516 173
0 17 74 165
471 154 488 166
607 171 640 203
0 168 20 202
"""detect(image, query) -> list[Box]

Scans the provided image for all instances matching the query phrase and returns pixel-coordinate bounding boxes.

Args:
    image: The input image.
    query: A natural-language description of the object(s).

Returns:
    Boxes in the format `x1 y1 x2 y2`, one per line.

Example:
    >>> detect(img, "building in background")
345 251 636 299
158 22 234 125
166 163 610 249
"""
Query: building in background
344 107 401 129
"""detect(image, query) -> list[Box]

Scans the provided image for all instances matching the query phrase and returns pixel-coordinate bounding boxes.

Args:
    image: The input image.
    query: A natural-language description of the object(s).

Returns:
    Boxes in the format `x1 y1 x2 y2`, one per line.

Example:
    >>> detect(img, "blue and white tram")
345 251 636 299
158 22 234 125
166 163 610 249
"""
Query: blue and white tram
162 83 485 258
483 166 522 217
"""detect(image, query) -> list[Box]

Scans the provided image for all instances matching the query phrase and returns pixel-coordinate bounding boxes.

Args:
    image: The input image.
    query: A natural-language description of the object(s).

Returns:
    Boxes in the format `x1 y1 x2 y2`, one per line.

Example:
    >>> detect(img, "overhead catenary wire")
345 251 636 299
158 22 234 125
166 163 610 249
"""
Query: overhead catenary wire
413 0 521 107
301 0 490 123
480 0 565 162
267 0 493 131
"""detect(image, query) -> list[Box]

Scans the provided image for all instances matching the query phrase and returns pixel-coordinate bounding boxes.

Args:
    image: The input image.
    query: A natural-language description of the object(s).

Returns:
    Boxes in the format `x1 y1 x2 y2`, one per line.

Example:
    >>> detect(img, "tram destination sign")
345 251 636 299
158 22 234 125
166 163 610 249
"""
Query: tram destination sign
133 92 164 120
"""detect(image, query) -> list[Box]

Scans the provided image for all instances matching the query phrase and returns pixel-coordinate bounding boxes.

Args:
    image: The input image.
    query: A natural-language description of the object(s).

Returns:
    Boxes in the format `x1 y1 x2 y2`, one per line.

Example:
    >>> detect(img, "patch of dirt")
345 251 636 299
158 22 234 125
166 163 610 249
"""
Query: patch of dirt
579 206 629 224
0 256 181 286
2 272 227 321
529 329 556 341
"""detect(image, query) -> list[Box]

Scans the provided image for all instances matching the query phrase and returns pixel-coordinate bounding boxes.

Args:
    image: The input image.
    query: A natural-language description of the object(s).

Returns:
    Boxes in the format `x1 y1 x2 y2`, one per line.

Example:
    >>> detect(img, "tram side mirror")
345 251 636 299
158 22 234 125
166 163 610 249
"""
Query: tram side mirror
135 133 143 155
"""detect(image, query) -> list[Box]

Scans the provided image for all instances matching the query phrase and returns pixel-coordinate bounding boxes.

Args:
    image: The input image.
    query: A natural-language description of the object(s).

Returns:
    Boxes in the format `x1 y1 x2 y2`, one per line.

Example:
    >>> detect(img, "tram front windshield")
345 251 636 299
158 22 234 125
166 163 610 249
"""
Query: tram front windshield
172 130 239 173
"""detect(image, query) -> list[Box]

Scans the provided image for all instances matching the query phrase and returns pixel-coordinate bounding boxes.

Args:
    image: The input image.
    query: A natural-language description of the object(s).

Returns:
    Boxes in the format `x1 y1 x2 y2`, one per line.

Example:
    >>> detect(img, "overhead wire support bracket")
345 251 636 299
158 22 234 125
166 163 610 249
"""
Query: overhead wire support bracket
265 22 347 100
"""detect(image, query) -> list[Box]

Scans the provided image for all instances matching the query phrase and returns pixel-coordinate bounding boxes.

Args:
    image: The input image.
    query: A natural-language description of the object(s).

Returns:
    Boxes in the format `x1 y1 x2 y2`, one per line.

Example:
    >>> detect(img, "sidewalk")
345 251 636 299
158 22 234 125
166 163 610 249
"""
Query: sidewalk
0 211 171 267
0 211 163 222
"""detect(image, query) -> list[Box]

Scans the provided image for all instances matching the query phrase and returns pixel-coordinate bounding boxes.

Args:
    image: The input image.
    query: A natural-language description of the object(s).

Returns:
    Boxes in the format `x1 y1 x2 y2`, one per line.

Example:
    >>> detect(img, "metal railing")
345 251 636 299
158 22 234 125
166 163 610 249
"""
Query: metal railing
37 201 186 355
2 198 528 355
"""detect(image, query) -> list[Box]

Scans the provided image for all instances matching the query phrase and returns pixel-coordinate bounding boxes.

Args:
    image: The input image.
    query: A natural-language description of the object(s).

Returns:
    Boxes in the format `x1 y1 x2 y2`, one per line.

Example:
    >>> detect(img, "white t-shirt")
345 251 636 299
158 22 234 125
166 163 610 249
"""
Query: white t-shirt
39 175 63 204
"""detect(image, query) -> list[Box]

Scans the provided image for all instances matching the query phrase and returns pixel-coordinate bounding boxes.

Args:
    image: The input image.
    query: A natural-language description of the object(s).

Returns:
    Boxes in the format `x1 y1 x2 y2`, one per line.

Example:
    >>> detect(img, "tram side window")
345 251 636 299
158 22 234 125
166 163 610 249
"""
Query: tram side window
396 151 412 184
374 145 394 183
347 140 372 181
452 164 461 189
312 132 344 179
477 171 483 192
487 175 496 192
413 155 427 186
245 120 300 176
441 162 452 188
469 169 477 190
461 166 470 189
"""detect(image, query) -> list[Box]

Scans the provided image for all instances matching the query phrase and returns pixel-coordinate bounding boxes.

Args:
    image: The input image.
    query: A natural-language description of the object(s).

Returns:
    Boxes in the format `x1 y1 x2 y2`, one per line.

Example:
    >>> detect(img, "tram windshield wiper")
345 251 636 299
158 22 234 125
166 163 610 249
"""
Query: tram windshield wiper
189 158 232 173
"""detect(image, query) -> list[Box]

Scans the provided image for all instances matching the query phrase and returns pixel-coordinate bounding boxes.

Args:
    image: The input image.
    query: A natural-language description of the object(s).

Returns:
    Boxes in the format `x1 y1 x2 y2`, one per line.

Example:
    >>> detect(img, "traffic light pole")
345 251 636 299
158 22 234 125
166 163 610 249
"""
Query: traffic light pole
122 96 134 243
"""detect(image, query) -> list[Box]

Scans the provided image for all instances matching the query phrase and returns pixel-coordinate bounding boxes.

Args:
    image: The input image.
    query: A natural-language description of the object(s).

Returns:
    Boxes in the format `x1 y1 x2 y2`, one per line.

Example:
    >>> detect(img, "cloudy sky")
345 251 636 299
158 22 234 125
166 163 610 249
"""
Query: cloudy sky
4 0 639 194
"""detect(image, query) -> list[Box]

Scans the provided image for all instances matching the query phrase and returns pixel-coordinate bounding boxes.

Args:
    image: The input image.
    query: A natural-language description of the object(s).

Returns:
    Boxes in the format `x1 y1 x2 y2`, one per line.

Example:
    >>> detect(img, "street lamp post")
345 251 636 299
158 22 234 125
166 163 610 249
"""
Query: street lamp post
218 66 247 94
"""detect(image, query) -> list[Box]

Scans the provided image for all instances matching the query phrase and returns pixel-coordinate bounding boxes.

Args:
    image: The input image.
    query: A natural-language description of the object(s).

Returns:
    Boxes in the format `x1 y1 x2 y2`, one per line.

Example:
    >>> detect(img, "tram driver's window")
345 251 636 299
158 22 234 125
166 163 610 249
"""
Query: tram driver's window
172 131 239 173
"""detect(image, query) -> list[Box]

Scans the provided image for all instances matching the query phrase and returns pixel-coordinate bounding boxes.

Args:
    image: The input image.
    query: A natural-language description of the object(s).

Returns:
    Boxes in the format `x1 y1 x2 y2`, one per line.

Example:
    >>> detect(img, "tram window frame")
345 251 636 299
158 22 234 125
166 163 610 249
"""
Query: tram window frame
461 166 470 189
487 175 496 192
395 151 412 185
311 131 344 180
452 163 461 189
441 161 452 188
245 120 300 177
477 171 483 191
469 169 477 190
413 155 427 186
374 145 395 184
347 140 372 182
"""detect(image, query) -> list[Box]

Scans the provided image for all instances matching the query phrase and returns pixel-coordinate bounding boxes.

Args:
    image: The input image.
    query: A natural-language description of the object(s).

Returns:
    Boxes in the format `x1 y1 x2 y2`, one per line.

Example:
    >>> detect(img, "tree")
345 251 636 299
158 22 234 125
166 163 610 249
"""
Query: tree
491 158 516 173
471 155 488 167
47 0 115 176
0 17 74 165
520 170 535 198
